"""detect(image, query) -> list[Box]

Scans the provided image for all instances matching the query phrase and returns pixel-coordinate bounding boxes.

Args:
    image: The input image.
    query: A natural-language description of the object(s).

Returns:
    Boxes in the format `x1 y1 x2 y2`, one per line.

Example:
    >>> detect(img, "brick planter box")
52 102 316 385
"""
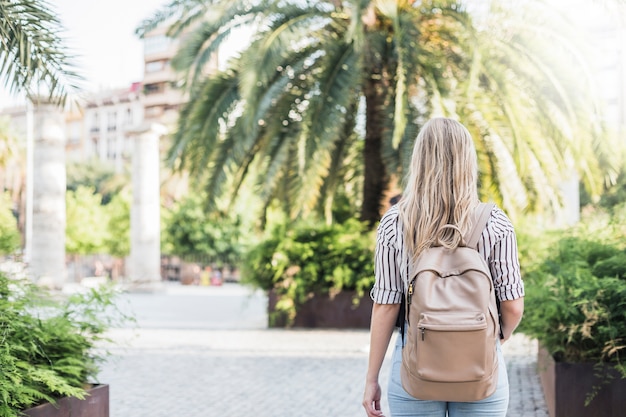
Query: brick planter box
538 346 626 417
23 384 109 417
268 290 373 328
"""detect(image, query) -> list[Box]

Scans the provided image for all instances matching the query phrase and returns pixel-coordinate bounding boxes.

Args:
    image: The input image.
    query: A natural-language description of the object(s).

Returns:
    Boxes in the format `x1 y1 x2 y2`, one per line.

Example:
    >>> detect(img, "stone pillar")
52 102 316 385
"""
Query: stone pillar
559 158 580 227
126 124 166 290
30 102 67 288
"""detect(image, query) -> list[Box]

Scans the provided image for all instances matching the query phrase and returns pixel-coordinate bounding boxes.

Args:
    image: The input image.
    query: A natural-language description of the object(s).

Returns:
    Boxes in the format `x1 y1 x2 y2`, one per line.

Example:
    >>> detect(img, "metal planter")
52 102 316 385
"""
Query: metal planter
23 384 109 417
538 347 626 417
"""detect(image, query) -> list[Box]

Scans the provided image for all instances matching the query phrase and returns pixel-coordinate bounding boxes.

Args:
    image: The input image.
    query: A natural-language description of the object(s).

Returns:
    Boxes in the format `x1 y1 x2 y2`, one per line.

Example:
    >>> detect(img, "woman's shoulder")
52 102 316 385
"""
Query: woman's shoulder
486 204 516 238
381 203 400 221
377 204 401 244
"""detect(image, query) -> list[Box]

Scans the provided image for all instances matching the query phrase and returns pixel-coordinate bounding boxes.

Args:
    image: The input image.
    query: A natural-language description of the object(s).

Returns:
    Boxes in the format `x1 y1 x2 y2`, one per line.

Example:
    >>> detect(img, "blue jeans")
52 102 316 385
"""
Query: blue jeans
387 332 509 417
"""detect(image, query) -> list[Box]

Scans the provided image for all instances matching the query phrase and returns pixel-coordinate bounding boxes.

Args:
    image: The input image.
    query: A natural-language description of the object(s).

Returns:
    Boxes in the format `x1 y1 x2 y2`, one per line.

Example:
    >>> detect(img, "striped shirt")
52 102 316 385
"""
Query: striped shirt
371 204 525 304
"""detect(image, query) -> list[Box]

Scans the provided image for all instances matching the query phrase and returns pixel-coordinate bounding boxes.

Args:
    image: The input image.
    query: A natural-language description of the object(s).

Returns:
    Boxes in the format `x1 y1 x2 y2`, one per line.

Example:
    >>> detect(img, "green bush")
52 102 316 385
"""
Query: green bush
0 192 20 255
66 186 131 258
518 209 626 378
0 271 126 416
161 193 245 267
242 218 375 325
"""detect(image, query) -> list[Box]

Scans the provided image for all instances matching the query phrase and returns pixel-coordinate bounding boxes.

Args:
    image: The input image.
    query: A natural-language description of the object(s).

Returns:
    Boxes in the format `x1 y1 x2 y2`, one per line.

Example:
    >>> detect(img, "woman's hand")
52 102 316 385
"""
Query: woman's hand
363 380 385 417
363 303 399 416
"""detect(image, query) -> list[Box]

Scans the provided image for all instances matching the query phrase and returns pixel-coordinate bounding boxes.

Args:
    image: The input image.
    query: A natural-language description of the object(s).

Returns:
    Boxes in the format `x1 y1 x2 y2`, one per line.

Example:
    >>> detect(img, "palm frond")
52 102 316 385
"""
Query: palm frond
168 69 240 172
135 0 209 38
0 0 82 105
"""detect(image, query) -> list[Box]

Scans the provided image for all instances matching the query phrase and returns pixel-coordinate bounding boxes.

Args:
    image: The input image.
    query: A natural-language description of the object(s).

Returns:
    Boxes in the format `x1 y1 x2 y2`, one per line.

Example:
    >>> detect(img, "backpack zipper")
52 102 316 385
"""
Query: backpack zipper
406 280 415 325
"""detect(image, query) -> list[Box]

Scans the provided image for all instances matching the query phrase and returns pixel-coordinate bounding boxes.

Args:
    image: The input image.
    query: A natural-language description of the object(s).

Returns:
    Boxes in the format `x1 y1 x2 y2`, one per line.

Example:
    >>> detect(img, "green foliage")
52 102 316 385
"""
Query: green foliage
66 187 110 255
66 160 121 205
242 218 375 325
0 0 81 105
103 191 131 258
161 193 244 266
66 186 131 257
0 193 20 255
518 207 626 378
0 271 126 415
598 167 626 211
138 0 613 226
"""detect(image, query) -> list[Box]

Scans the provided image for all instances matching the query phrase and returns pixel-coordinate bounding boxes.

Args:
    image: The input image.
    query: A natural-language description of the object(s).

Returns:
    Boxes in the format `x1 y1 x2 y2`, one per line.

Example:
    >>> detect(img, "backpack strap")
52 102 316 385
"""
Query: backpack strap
466 202 504 339
465 203 495 248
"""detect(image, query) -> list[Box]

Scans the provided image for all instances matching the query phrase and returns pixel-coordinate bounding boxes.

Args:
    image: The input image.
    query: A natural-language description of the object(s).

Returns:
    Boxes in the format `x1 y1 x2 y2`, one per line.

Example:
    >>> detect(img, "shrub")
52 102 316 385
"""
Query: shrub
518 209 626 378
242 218 375 325
0 270 126 416
162 193 244 267
0 192 20 255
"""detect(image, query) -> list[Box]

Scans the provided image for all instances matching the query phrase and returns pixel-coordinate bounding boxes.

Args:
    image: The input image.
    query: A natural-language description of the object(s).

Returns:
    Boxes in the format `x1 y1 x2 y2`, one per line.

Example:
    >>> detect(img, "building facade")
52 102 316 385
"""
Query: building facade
141 26 187 126
82 83 144 172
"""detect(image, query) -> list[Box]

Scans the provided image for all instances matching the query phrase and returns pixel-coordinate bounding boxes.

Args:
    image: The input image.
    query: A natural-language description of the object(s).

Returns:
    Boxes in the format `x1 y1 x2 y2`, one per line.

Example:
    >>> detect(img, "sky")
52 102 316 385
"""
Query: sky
53 0 168 90
0 1 621 109
0 0 253 108
0 0 167 107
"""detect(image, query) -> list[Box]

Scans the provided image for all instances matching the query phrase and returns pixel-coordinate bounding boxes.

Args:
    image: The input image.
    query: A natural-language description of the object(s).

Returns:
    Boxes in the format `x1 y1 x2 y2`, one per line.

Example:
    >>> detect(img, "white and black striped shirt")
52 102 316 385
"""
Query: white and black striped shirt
371 204 525 304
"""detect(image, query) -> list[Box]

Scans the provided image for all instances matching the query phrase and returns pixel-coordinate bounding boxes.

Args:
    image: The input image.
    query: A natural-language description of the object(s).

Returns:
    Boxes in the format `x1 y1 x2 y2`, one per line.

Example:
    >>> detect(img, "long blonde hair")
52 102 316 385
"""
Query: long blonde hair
398 117 480 268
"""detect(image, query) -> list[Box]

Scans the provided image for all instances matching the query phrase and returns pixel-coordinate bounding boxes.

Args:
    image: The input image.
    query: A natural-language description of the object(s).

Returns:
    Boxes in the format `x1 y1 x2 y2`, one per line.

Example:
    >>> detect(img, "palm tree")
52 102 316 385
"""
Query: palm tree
137 0 615 225
0 0 81 104
456 1 616 217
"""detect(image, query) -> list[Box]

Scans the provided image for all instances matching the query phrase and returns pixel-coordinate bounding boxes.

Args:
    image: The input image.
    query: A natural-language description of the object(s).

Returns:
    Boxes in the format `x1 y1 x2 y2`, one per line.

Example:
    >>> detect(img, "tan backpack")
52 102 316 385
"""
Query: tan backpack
400 203 500 402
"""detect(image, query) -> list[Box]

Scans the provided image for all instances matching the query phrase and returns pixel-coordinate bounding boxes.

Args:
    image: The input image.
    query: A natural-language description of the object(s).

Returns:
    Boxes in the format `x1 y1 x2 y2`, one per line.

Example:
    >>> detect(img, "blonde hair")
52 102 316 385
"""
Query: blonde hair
398 117 480 268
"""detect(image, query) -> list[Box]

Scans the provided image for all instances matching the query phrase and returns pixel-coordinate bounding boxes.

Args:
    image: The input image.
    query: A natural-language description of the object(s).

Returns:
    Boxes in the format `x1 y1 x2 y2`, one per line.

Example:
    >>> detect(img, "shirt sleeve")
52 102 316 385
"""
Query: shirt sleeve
370 207 404 304
478 207 525 302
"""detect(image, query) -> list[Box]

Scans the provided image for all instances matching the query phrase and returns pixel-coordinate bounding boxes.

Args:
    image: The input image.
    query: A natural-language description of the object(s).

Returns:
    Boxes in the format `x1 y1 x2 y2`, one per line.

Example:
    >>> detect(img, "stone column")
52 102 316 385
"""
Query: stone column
30 101 67 288
559 157 580 227
126 123 166 290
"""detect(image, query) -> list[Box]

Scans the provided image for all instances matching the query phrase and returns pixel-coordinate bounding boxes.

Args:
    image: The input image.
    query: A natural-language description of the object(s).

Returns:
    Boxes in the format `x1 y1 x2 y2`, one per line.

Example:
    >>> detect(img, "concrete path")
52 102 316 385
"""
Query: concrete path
94 283 548 417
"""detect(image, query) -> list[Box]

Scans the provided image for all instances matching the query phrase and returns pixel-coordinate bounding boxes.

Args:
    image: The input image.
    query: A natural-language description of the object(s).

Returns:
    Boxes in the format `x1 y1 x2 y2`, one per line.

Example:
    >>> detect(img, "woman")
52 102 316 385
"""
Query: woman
362 117 524 417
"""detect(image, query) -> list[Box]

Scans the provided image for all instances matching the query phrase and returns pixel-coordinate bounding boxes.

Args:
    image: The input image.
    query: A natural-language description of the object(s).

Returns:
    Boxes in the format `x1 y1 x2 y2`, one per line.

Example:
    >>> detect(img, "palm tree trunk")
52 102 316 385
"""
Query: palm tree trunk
361 73 388 226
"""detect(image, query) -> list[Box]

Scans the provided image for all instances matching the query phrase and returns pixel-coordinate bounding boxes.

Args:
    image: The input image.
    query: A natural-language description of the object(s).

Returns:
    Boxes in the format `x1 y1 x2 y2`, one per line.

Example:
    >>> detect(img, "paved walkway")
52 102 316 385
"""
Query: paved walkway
94 283 548 417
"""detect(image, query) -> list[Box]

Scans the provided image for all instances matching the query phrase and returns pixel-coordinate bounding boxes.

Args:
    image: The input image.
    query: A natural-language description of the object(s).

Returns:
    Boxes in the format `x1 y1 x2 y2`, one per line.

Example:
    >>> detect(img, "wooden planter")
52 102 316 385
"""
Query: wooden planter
268 290 373 328
23 384 109 417
538 347 626 417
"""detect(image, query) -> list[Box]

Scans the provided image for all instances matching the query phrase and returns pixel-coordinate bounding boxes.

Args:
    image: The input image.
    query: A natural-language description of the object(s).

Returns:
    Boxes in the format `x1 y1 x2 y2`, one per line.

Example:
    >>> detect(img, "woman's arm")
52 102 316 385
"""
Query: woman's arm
363 302 401 417
500 297 524 343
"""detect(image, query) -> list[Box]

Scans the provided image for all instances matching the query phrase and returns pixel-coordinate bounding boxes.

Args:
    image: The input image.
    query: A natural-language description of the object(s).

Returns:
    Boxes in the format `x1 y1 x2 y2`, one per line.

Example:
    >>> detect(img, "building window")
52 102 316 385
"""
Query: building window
107 136 117 160
146 60 168 73
144 34 173 55
90 112 99 133
107 111 117 132
144 83 165 95
145 106 162 118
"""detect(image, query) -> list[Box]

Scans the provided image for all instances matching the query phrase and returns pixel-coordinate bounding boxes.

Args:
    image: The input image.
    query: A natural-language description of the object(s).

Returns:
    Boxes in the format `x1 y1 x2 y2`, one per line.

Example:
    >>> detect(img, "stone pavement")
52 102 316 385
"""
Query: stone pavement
95 283 548 417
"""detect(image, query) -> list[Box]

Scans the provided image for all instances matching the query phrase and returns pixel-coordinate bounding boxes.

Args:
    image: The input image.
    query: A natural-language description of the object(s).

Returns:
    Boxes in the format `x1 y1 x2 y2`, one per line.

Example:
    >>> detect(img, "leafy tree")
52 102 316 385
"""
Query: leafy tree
103 190 130 258
0 117 24 233
138 0 614 225
0 192 20 254
65 186 109 255
0 0 81 104
66 160 130 205
66 186 131 257
162 192 244 266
